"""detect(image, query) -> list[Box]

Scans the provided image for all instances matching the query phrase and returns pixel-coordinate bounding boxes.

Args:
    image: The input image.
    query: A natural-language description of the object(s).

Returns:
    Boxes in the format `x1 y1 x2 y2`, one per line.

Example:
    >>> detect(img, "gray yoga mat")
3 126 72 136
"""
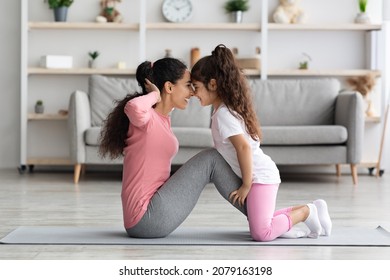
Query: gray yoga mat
1 225 390 246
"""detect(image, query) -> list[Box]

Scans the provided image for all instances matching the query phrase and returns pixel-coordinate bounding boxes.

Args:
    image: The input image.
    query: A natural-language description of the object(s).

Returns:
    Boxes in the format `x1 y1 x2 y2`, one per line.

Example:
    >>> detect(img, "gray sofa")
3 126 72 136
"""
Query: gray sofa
68 75 364 184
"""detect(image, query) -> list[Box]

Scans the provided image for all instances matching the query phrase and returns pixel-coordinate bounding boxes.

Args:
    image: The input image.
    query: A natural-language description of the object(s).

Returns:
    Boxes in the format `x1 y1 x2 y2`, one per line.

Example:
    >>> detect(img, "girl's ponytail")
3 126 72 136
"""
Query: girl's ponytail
193 44 261 141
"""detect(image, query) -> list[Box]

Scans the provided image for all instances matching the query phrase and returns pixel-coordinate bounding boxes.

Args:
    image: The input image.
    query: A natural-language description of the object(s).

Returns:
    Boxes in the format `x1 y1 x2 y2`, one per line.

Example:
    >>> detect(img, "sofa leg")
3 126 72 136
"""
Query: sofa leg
336 164 341 177
350 164 358 185
74 164 82 184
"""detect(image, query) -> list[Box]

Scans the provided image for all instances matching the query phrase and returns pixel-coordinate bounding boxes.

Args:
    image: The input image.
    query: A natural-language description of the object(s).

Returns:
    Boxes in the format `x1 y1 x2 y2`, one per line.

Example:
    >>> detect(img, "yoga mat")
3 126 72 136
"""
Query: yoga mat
1 226 389 246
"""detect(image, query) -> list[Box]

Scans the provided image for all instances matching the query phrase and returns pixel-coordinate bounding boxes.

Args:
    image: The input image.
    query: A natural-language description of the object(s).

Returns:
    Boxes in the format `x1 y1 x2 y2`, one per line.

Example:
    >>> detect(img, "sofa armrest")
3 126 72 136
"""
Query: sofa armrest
335 91 364 163
68 90 91 164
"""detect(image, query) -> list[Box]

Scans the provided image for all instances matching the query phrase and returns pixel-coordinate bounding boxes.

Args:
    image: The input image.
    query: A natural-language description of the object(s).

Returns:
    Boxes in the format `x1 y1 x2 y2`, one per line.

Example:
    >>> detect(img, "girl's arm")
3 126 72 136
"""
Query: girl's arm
124 79 160 127
228 134 253 206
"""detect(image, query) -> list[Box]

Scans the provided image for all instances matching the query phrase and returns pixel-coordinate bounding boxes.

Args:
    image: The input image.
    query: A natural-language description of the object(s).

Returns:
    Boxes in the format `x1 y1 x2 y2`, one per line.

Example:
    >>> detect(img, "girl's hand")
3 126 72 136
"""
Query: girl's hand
145 78 161 102
229 185 251 207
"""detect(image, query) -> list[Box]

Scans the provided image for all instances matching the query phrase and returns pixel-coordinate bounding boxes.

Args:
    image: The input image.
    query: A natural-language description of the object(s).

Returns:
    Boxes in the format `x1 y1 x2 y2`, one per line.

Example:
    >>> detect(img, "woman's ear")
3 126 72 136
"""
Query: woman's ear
164 81 173 94
208 79 217 91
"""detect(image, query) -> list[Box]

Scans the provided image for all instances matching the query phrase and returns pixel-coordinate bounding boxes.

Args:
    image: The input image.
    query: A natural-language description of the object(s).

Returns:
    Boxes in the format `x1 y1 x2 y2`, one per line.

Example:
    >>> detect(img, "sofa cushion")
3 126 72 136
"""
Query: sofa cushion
85 126 213 148
249 78 340 126
84 127 101 146
171 98 212 128
172 127 213 148
89 75 140 127
261 125 348 146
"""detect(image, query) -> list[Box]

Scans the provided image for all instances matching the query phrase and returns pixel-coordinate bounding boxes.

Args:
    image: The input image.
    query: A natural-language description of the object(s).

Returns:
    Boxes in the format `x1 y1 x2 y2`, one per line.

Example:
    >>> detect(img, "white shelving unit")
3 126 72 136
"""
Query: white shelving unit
20 0 386 173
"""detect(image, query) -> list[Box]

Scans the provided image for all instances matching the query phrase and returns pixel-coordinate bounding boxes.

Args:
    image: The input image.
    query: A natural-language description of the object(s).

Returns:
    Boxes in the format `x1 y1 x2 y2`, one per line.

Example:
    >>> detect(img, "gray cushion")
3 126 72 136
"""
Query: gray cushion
172 127 213 148
171 98 212 128
249 78 340 126
84 127 101 146
261 125 348 145
85 126 214 148
89 75 140 127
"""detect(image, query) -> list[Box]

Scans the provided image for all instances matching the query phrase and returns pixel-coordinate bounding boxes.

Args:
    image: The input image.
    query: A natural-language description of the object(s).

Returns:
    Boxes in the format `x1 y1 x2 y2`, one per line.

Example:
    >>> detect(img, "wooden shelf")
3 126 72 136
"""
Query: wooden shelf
28 113 68 120
26 157 72 165
267 69 381 77
28 22 380 32
28 67 136 75
365 116 381 123
268 23 382 31
146 22 261 31
28 22 139 30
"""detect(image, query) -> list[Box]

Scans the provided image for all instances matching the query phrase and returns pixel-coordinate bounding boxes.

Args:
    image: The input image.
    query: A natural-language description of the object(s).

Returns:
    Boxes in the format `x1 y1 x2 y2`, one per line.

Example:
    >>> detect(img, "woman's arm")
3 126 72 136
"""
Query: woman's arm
124 79 161 127
228 134 253 206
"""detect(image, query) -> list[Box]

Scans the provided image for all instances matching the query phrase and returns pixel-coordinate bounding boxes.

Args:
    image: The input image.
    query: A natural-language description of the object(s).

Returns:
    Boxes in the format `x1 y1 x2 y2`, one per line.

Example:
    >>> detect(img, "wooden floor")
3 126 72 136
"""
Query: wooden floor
0 168 389 260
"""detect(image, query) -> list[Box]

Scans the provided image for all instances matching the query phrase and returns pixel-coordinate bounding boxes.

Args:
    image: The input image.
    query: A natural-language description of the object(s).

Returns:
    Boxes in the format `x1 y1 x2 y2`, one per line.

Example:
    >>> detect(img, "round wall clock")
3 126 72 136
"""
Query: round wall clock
162 0 193 23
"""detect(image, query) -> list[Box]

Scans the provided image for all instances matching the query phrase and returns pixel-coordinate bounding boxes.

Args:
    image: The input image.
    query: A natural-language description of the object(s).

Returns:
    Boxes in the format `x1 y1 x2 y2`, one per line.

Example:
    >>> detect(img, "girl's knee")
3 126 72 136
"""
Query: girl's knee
250 229 275 242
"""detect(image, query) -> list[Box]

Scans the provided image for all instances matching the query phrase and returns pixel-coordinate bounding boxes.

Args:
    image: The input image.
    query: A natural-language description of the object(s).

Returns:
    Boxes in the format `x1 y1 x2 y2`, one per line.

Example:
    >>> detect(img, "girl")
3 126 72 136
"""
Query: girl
191 45 332 241
99 57 247 238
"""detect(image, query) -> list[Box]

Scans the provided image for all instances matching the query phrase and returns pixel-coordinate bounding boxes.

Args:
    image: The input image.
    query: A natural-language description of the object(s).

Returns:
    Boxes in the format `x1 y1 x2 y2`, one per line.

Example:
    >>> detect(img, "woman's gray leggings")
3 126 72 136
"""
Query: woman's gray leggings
126 148 246 238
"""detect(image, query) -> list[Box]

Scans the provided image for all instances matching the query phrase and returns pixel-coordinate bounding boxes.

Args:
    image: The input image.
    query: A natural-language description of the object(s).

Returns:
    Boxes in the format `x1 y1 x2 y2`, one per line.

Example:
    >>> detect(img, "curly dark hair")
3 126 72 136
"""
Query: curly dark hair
99 57 187 159
191 44 261 141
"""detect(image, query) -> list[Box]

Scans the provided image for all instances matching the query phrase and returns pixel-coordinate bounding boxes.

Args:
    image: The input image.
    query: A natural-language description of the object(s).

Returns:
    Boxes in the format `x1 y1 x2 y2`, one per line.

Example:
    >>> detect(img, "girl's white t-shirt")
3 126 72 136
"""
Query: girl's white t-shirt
211 104 281 184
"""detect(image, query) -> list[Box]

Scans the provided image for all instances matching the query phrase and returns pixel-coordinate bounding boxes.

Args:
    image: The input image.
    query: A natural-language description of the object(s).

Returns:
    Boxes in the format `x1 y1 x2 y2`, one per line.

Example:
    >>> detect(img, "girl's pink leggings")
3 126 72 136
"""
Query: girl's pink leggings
247 183 292 242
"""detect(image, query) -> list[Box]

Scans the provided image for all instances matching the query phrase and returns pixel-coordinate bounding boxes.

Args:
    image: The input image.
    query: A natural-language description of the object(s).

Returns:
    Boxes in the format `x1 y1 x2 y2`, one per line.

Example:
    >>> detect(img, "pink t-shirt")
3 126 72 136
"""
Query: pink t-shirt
121 92 178 228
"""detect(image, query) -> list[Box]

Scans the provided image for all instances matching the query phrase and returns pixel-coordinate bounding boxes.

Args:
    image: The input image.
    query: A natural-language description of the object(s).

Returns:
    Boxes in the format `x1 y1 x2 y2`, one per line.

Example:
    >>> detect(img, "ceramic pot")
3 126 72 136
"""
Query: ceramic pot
231 11 243 23
35 104 44 114
88 60 96 68
54 7 68 22
355 12 371 24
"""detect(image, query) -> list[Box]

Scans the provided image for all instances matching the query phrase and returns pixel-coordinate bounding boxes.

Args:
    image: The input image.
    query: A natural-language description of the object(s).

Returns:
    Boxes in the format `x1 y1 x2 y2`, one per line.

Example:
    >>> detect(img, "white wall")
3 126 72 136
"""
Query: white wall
0 0 20 168
0 0 388 173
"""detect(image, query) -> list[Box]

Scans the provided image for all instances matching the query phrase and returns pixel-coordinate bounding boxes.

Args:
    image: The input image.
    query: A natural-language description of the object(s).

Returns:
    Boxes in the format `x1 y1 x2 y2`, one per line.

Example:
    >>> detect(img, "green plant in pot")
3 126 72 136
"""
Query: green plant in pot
35 100 44 114
224 0 249 23
88 51 100 68
44 0 74 22
355 0 371 24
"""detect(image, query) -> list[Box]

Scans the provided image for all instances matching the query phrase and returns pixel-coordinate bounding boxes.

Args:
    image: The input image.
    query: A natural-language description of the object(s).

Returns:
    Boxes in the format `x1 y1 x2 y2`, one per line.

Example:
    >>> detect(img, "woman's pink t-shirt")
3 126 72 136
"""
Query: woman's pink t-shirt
121 92 178 228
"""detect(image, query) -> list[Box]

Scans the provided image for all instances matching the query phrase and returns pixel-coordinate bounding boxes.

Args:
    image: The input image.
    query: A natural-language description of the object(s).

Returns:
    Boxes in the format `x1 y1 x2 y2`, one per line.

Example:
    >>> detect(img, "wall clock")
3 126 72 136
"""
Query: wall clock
162 0 193 23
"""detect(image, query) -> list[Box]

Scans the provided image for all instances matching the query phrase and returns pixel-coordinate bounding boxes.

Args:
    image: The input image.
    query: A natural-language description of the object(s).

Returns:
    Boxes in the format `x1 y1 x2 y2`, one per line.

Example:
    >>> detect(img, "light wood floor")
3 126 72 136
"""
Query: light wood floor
0 168 389 260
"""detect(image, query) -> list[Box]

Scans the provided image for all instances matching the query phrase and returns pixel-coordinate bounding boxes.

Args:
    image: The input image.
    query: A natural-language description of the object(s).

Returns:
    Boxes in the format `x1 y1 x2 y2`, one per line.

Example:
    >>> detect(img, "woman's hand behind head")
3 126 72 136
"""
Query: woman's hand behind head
145 78 161 102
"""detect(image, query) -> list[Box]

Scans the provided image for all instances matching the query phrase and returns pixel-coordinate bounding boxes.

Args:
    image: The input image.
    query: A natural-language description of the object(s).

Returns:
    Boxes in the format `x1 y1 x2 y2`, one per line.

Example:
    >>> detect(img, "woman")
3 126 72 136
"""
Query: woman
99 57 245 238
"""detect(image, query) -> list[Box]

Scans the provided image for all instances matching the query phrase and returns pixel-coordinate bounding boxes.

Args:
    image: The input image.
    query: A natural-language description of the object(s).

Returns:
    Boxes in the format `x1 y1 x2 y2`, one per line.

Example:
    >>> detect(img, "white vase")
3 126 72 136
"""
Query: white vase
355 12 371 24
88 60 96 68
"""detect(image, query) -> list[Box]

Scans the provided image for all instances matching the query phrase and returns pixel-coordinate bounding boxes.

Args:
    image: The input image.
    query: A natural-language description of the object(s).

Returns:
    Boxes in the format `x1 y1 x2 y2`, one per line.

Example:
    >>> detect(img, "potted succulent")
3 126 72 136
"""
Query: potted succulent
298 53 312 70
224 0 249 23
35 100 44 114
355 0 371 24
44 0 74 22
88 51 100 68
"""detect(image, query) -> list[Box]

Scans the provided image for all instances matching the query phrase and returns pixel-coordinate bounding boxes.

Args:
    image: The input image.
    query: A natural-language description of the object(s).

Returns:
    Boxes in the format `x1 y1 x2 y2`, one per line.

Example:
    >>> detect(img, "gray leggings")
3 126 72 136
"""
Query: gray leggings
126 148 246 238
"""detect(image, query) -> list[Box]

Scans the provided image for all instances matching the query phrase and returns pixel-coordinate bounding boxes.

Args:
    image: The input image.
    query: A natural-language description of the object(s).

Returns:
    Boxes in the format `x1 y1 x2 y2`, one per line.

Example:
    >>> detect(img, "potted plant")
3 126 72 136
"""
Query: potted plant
88 51 100 68
35 100 44 114
44 0 74 22
355 0 371 24
224 0 249 23
298 53 312 70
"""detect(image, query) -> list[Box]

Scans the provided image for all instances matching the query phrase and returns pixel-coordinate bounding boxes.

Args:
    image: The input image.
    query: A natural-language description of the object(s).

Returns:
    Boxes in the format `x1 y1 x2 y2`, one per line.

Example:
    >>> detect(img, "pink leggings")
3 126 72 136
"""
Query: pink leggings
247 183 292 242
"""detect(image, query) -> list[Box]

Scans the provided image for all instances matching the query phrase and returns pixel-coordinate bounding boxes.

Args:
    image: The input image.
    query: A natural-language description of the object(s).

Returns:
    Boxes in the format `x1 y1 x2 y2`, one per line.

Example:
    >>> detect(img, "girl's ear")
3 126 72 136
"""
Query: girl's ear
208 79 217 91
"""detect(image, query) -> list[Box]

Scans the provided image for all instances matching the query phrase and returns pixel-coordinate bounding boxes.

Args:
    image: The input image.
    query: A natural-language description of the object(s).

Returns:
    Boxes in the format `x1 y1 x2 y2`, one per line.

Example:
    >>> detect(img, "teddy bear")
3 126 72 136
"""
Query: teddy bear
273 0 305 24
347 73 377 117
96 0 123 23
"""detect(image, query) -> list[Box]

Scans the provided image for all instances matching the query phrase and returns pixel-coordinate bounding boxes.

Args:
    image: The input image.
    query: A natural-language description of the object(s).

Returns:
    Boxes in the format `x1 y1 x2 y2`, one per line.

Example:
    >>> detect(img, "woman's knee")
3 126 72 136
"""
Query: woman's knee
126 227 173 239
